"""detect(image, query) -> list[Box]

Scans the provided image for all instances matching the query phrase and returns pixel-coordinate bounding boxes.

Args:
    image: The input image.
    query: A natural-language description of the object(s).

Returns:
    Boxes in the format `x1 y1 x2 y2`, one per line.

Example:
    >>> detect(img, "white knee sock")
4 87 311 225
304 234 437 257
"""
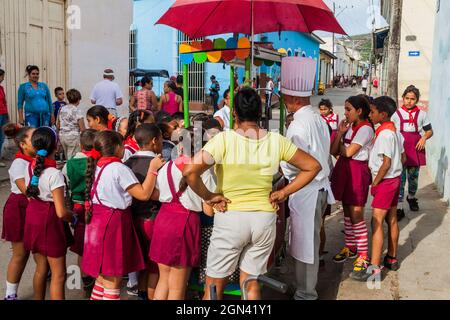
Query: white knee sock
6 281 19 297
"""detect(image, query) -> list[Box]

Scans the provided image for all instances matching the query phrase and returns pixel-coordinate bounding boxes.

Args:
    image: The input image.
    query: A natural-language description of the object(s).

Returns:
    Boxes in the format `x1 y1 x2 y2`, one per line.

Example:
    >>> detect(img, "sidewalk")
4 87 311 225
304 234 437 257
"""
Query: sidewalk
0 160 11 183
337 168 450 300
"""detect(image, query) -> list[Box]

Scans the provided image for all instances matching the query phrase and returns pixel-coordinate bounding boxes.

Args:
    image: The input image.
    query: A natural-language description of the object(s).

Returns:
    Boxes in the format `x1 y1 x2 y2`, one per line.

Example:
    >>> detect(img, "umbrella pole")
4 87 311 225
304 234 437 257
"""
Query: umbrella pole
250 0 254 83
183 63 189 128
279 94 285 135
230 66 235 129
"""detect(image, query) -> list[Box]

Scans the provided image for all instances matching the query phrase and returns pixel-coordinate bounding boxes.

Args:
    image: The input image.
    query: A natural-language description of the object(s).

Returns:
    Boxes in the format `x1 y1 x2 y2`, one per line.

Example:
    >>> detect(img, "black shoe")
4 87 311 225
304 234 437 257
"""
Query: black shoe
407 197 419 211
397 209 406 221
383 255 400 271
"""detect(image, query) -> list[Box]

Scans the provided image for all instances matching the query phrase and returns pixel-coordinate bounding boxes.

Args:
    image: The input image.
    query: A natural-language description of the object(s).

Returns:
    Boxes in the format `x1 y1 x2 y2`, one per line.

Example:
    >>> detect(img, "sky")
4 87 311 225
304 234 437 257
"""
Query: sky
317 0 389 37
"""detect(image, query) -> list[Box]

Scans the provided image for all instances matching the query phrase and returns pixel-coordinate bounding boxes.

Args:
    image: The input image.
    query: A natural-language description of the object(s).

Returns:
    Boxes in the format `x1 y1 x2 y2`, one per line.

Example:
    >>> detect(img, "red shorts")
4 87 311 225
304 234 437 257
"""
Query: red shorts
371 177 401 210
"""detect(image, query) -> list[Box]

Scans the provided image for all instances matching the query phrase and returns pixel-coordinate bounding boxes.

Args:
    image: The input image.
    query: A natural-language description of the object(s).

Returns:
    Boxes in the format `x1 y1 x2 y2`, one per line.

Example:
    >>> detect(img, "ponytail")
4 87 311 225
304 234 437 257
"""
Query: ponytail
26 149 48 199
84 155 97 225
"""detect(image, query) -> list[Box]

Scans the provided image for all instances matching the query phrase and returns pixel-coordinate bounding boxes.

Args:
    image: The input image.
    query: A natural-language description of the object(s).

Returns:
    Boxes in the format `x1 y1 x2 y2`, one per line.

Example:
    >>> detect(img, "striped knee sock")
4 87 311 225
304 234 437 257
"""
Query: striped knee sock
344 217 357 252
103 288 121 301
90 282 104 300
353 221 369 258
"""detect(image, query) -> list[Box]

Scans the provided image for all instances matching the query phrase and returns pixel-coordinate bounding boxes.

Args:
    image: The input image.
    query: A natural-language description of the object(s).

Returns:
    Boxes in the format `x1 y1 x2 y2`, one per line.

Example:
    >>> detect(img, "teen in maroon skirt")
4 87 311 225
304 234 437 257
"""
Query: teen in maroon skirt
81 130 163 300
330 96 374 276
2 126 35 300
24 127 74 300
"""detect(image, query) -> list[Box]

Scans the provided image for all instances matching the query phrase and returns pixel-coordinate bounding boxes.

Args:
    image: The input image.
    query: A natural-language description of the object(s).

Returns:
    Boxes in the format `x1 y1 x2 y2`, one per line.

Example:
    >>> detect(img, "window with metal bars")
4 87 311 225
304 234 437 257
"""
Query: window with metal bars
177 31 206 103
129 28 138 97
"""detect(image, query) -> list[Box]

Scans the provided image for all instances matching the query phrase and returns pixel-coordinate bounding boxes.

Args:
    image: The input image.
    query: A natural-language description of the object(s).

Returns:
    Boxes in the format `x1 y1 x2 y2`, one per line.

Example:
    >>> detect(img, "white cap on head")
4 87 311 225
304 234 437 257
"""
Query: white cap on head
281 57 317 97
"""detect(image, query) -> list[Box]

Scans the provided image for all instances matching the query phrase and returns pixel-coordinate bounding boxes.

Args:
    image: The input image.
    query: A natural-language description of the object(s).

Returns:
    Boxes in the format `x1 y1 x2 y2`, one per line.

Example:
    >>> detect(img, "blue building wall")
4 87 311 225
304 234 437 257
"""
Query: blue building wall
133 0 177 95
133 1 321 97
427 0 450 203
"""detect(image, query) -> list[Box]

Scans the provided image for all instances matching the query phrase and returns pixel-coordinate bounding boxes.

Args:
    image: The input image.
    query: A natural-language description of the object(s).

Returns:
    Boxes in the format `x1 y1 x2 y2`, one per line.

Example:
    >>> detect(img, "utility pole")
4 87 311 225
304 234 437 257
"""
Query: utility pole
386 0 403 102
332 2 336 87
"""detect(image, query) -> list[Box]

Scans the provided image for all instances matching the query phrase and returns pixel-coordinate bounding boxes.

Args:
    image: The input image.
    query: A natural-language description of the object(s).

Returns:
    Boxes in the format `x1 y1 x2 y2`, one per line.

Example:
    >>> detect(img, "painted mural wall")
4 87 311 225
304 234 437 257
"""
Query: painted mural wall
427 0 450 203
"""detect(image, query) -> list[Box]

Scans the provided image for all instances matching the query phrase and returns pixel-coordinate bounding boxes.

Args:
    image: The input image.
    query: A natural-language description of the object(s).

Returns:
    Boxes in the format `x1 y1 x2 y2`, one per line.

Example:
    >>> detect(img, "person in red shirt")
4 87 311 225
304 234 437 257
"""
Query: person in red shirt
0 69 9 167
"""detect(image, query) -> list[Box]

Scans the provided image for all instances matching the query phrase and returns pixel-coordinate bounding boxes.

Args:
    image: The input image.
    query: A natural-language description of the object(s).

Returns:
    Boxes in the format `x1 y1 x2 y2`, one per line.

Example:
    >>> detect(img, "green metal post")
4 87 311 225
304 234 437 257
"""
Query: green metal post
183 63 189 128
279 94 285 135
229 66 235 129
245 57 251 86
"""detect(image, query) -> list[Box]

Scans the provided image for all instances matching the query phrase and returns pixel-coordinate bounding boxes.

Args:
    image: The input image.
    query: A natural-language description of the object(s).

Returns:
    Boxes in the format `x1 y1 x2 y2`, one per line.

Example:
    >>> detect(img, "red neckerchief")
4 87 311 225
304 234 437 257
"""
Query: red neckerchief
82 149 102 161
375 121 397 140
350 120 372 141
97 157 121 168
321 113 337 123
174 154 191 172
15 151 34 163
31 158 57 170
124 136 140 153
401 105 419 123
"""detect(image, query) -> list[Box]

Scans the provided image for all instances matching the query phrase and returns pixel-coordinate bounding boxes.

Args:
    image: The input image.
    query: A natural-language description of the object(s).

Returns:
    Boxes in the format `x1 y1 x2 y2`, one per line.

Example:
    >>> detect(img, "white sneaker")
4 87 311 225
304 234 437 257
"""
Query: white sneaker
0 162 6 168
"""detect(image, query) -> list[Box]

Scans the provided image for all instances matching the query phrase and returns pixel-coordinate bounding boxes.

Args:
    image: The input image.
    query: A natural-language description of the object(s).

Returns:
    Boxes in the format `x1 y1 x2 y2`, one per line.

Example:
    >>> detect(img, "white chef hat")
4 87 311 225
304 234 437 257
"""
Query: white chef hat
281 57 317 97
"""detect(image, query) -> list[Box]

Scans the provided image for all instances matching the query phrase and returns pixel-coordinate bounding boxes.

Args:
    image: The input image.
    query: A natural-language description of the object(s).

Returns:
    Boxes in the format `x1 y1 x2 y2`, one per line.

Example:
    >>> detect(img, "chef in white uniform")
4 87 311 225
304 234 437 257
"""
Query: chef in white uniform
280 57 335 300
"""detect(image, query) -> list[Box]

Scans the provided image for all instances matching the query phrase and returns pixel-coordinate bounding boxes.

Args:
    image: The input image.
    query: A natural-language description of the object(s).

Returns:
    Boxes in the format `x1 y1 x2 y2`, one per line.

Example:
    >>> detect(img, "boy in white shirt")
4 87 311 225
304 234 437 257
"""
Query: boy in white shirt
353 96 405 281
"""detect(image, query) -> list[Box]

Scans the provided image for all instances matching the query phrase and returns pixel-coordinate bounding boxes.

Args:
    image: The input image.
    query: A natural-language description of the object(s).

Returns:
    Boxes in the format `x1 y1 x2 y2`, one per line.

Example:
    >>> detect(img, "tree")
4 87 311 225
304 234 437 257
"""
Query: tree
387 0 403 102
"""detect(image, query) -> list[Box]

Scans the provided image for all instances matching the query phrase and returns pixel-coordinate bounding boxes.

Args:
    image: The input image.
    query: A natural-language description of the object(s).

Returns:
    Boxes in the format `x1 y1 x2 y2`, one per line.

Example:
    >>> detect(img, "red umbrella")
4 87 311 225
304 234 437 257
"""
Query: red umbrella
156 0 346 38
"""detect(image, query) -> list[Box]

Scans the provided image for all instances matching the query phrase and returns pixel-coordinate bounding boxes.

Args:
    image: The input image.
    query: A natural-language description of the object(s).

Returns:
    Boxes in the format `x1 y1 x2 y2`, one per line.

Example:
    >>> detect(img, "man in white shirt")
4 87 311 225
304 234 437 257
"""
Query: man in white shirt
265 77 274 108
361 77 368 94
280 57 335 300
213 89 231 130
90 69 124 117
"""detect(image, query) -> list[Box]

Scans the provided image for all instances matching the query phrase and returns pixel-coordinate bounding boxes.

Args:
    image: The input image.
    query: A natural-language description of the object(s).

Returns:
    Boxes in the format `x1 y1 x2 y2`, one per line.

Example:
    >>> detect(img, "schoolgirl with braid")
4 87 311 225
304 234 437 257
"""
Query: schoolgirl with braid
23 127 74 300
62 129 99 295
81 130 164 301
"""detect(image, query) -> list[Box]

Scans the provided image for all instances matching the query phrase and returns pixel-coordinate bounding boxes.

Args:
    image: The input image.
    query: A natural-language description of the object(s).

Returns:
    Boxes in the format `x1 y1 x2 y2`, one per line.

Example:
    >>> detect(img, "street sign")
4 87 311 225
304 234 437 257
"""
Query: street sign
409 51 421 57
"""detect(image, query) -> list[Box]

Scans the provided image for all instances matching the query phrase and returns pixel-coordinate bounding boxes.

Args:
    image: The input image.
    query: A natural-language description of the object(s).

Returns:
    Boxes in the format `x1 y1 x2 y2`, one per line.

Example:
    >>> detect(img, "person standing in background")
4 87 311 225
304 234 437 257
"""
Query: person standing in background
0 69 9 167
17 66 53 128
90 69 124 117
52 87 67 121
209 76 220 113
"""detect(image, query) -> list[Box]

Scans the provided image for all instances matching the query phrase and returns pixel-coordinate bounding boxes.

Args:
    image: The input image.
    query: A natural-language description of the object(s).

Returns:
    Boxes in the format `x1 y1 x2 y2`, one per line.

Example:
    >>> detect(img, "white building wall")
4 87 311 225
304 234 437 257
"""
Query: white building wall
398 0 436 109
67 0 133 118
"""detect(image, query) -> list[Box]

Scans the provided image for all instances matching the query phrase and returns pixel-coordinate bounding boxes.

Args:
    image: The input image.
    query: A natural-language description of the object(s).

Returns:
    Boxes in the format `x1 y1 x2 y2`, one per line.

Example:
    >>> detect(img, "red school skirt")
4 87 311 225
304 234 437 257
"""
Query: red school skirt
331 157 372 207
69 205 86 256
23 199 74 258
82 204 145 278
150 202 201 268
134 217 159 274
2 193 29 242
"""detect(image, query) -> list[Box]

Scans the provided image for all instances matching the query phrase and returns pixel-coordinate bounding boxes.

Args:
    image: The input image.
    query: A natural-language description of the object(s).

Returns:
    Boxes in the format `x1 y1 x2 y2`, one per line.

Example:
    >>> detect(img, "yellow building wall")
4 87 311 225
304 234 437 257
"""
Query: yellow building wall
399 0 436 109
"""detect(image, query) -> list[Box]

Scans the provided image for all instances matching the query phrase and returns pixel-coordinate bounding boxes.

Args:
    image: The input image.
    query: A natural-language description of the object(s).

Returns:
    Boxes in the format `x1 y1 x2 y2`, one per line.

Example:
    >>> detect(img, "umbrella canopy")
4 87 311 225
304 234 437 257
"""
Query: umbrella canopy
156 0 346 38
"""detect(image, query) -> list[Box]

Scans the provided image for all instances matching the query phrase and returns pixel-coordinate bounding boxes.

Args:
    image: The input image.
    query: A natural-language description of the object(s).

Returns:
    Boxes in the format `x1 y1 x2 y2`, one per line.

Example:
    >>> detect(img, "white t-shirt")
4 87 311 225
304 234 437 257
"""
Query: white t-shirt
214 106 231 130
24 168 66 202
391 108 431 134
156 162 216 212
90 79 123 110
9 158 31 194
266 80 274 94
362 79 368 88
92 162 139 210
344 125 374 161
369 130 404 179
323 113 339 131
122 149 134 163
